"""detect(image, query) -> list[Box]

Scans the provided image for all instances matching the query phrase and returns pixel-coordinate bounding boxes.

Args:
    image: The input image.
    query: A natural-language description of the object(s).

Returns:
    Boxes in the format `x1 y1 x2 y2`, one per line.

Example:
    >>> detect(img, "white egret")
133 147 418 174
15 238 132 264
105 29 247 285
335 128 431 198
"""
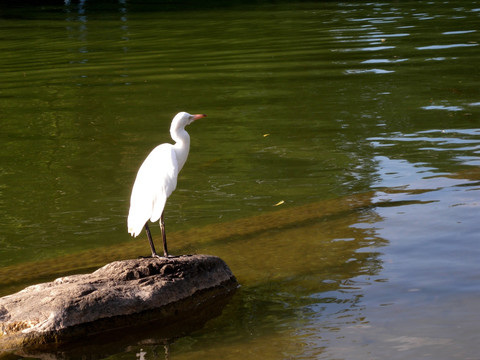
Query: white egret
127 112 207 257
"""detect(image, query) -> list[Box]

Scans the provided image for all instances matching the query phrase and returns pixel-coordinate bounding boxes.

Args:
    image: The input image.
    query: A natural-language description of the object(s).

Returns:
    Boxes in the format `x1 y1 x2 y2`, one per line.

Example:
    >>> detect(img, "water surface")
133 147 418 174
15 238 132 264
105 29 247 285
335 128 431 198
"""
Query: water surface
0 1 479 359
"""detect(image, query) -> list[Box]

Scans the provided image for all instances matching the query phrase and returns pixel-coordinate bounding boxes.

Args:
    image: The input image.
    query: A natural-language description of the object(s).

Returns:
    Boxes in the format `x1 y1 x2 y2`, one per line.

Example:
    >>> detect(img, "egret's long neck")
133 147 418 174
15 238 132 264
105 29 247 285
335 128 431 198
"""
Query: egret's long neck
170 126 190 172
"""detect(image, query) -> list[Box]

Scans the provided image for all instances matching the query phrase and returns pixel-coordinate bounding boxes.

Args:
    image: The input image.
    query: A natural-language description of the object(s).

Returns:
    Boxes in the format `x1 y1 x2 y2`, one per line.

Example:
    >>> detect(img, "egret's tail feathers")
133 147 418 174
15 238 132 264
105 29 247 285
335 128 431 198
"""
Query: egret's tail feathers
127 224 143 237
128 226 139 237
127 212 146 238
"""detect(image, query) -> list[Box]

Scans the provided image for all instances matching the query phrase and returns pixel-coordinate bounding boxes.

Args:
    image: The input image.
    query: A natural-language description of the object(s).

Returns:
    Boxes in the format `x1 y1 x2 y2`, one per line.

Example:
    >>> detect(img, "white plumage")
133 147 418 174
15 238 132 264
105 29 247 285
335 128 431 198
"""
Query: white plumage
127 112 206 257
127 144 177 236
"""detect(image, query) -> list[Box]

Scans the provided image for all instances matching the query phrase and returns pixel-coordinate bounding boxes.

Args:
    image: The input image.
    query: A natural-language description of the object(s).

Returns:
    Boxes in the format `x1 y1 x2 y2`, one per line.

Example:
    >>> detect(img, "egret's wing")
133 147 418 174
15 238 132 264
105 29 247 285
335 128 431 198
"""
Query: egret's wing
127 144 178 237
149 145 178 222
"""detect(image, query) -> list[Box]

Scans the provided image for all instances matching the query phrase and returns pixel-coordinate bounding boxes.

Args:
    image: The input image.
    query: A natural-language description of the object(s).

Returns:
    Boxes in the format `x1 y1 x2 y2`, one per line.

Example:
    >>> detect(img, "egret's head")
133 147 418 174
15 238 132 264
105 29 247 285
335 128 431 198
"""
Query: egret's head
172 112 207 130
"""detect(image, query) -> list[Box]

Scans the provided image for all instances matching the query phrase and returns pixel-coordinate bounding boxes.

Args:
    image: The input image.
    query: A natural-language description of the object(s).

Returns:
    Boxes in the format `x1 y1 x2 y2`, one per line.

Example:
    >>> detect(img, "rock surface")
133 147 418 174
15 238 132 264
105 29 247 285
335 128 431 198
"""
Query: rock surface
0 255 237 351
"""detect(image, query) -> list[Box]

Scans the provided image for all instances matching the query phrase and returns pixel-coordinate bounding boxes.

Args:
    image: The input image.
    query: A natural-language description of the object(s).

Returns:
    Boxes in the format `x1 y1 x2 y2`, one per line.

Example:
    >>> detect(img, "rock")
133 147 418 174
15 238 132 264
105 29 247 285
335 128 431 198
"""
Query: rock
0 255 238 351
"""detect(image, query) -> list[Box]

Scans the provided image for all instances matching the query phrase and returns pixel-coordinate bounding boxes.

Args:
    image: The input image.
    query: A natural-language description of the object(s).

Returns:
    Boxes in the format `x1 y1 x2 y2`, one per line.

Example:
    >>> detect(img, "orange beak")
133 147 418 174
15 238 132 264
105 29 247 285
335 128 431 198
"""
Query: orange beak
193 114 207 121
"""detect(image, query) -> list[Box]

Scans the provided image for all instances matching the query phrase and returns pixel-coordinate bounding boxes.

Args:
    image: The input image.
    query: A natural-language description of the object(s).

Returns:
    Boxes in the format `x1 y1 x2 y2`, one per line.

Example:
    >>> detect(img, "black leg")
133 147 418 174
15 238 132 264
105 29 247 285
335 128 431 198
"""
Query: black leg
160 212 169 257
144 223 158 257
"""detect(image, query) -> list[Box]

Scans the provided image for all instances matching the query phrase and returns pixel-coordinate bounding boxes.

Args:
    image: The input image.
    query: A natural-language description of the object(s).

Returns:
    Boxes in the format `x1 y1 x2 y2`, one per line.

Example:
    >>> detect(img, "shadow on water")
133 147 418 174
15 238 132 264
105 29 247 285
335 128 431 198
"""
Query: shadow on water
0 191 380 295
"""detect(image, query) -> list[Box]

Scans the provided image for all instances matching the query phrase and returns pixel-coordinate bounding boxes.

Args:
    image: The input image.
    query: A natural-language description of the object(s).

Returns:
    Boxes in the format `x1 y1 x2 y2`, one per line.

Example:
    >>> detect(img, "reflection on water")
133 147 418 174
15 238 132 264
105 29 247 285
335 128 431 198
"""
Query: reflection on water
64 0 131 83
284 128 480 360
65 0 90 67
1 0 479 359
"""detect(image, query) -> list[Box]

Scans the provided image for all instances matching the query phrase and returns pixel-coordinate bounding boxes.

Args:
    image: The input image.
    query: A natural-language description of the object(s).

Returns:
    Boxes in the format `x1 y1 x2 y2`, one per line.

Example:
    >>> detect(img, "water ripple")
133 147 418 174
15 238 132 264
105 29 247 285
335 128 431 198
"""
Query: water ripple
421 105 464 111
362 58 408 64
416 43 478 50
345 68 394 75
442 30 477 35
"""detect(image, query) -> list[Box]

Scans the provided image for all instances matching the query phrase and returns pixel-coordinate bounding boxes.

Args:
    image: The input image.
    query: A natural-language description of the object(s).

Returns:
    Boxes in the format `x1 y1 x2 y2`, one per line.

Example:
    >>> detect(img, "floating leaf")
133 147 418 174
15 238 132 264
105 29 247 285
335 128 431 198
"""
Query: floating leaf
274 200 285 206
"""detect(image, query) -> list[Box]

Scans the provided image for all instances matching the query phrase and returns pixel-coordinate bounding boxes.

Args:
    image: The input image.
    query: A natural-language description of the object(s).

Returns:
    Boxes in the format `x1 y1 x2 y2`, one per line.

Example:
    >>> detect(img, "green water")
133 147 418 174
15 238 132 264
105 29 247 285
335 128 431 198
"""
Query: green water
1 1 479 359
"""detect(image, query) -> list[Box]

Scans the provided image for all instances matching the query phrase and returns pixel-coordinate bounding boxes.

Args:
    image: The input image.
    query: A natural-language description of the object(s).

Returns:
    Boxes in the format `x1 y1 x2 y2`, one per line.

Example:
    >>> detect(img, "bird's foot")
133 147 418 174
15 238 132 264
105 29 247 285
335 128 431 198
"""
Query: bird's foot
153 253 175 259
138 253 176 259
138 254 164 259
